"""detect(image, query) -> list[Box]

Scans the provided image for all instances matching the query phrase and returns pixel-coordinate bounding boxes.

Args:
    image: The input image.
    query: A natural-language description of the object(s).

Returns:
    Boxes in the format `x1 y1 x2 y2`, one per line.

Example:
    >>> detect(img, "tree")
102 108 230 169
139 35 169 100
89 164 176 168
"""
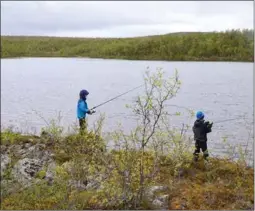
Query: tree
99 67 187 208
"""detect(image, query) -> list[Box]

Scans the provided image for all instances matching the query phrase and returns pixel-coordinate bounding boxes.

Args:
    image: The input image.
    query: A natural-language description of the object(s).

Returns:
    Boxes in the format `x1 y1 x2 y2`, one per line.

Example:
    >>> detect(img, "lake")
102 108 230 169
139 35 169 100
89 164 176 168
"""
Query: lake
1 58 253 162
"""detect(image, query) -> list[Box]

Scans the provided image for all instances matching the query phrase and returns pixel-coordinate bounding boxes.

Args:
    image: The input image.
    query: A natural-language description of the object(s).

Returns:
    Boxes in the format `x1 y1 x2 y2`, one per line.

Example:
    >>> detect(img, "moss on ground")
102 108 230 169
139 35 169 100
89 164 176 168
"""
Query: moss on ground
0 131 253 210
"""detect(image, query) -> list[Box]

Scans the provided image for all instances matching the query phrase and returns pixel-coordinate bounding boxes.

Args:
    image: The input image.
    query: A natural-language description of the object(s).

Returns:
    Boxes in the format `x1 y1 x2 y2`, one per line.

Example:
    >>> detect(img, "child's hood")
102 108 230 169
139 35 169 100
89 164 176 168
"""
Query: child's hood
194 119 205 127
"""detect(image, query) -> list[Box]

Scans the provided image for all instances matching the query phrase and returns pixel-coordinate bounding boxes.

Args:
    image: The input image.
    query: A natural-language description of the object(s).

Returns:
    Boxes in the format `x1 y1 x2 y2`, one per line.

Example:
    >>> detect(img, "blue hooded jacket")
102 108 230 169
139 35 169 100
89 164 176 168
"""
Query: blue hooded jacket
77 99 89 119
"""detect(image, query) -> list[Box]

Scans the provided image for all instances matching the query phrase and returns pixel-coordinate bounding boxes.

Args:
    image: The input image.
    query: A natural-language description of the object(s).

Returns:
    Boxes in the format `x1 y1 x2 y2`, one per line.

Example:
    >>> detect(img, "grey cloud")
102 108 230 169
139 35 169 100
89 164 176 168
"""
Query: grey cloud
1 1 253 37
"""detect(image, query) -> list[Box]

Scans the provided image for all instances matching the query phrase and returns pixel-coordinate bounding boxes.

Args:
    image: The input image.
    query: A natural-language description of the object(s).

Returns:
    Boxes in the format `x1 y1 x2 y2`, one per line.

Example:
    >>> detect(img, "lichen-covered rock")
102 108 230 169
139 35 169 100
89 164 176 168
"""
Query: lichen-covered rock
145 185 169 199
23 144 48 160
69 179 87 191
153 194 169 209
86 176 102 190
12 158 44 186
1 154 11 176
145 185 169 209
45 161 56 185
0 145 7 153
152 199 165 209
24 142 32 149
8 144 23 155
8 143 52 162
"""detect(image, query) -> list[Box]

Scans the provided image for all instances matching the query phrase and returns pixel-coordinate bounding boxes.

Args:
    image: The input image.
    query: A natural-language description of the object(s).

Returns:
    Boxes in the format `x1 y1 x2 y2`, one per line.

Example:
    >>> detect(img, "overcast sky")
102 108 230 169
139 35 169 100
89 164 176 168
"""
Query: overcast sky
1 1 254 38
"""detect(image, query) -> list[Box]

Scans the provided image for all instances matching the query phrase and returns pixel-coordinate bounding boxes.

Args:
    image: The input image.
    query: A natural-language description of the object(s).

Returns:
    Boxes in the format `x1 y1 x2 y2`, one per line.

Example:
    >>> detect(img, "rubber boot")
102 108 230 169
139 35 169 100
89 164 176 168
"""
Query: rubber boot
193 154 199 162
203 150 209 161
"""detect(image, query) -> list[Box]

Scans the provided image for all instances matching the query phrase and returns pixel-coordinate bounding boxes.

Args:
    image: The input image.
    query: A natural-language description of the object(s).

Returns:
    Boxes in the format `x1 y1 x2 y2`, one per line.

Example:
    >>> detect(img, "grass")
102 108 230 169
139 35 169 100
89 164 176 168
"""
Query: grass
0 129 253 210
1 29 254 62
0 129 40 146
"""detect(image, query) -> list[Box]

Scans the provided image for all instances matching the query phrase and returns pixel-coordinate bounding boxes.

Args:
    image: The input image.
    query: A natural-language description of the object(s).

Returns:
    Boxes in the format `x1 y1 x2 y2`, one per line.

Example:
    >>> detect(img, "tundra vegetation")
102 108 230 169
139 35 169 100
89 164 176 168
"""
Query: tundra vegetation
0 68 254 210
1 29 254 62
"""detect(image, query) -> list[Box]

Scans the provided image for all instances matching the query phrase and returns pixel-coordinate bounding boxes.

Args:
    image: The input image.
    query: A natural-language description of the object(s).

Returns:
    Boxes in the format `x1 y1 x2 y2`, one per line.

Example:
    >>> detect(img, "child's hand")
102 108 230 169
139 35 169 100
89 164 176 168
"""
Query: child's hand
87 109 96 115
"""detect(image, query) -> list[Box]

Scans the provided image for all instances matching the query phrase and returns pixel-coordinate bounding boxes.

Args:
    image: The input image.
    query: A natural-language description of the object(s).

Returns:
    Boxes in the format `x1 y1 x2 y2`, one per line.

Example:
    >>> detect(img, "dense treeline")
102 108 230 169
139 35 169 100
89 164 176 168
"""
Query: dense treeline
1 29 254 62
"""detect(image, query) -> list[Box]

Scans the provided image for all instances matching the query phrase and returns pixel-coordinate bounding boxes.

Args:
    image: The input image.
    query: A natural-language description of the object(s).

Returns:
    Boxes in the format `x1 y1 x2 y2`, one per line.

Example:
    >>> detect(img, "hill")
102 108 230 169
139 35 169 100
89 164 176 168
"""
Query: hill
1 29 254 62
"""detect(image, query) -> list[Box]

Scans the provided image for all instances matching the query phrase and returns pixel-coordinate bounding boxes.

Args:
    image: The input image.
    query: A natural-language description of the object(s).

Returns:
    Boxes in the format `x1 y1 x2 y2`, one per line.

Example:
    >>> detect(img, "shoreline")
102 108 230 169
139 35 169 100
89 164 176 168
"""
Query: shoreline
1 56 254 63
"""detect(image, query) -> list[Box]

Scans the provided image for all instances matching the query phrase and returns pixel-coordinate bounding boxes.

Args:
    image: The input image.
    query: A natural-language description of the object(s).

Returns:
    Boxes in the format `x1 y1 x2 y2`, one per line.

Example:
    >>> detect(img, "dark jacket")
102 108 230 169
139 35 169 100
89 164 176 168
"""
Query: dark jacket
192 119 212 142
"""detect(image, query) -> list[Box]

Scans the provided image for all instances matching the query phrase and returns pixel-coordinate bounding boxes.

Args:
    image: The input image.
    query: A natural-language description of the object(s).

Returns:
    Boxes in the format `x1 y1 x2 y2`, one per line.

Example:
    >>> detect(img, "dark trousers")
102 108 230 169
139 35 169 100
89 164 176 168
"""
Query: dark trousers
193 140 209 160
79 118 87 134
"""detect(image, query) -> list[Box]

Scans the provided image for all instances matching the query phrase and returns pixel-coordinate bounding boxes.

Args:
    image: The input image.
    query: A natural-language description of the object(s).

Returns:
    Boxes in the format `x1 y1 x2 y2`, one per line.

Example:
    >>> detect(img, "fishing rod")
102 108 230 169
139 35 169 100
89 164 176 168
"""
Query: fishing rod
166 105 251 124
213 117 250 124
90 84 144 110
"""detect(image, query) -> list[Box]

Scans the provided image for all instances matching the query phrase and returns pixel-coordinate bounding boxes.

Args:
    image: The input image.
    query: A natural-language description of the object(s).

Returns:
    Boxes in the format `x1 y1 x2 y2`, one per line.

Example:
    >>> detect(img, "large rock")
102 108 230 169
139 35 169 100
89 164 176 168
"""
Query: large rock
1 154 11 176
22 144 51 161
8 143 53 162
12 158 44 186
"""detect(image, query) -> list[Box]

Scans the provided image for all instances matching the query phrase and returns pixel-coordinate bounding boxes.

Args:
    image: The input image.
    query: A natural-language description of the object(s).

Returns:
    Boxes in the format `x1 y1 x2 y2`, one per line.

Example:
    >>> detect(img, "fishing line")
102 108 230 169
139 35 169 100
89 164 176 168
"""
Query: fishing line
91 84 144 110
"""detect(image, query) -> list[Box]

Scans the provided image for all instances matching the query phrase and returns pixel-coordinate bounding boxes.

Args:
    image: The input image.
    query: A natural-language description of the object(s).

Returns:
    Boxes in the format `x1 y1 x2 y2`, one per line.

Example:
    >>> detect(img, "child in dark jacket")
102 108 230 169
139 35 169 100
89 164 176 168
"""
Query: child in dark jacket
192 111 213 161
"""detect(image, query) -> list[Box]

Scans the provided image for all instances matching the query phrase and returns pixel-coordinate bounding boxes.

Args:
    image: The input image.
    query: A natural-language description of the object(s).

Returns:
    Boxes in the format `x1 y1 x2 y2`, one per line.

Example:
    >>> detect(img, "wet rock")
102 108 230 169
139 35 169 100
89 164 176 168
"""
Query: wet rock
12 158 44 186
1 154 11 176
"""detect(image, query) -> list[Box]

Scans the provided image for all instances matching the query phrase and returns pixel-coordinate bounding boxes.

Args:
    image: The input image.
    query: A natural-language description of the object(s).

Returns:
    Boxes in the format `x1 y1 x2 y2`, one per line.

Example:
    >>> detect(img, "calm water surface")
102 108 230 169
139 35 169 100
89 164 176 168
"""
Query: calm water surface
1 58 253 162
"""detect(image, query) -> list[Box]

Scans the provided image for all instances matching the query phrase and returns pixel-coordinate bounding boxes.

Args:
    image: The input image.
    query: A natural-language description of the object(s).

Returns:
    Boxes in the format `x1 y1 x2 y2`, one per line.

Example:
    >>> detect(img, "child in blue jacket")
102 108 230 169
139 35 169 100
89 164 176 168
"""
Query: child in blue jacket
77 89 95 133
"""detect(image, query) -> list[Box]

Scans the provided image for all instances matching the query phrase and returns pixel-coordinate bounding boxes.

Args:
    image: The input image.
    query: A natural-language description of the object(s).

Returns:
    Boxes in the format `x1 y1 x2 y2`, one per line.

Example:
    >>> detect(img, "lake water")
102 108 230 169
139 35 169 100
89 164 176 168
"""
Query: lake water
1 58 253 163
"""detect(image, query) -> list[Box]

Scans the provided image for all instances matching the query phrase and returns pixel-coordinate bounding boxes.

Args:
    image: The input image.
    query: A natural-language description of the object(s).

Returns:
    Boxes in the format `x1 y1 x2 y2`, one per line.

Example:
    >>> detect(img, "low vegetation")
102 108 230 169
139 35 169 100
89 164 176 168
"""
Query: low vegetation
1 29 254 62
1 68 253 210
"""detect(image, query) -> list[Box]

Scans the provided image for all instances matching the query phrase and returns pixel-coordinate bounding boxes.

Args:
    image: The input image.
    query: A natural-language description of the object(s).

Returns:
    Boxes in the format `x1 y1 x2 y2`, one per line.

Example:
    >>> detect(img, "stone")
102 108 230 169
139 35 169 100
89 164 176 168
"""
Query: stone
157 194 169 203
45 161 56 184
24 143 32 149
152 199 165 208
15 144 52 163
0 145 7 153
69 180 87 191
144 186 169 209
1 154 11 176
145 185 169 200
12 158 44 186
